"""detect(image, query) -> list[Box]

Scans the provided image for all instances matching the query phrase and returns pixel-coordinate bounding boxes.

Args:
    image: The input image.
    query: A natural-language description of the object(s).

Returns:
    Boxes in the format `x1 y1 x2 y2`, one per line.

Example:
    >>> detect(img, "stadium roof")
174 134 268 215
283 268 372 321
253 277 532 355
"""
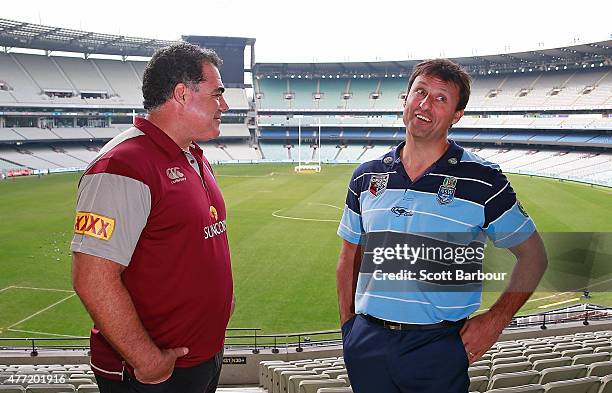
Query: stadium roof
0 18 180 56
254 40 612 77
0 17 609 75
0 18 254 58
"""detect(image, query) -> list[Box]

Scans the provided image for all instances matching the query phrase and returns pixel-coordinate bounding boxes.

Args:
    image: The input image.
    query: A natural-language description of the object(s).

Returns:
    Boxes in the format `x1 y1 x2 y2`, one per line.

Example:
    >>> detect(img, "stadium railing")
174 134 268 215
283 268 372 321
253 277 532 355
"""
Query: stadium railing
2 306 612 355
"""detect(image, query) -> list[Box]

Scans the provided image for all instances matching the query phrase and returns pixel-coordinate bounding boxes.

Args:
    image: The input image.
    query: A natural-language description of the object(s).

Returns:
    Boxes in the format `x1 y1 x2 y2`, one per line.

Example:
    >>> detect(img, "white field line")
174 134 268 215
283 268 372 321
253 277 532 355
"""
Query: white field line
7 293 76 329
272 209 339 223
6 328 85 338
527 292 572 303
217 172 276 178
538 298 581 309
475 292 584 315
580 276 612 290
309 202 343 210
525 276 612 306
11 286 73 293
0 286 14 293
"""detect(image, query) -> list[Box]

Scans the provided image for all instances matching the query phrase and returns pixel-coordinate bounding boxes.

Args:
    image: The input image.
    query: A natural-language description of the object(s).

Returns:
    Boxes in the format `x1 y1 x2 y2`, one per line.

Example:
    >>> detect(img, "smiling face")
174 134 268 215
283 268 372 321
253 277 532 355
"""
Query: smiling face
402 73 464 144
183 62 229 142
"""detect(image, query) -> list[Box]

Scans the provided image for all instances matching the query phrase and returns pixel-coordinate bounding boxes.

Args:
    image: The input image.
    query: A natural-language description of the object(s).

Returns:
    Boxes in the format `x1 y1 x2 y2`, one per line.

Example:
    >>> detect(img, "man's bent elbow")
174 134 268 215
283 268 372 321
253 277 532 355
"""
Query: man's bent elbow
72 252 85 296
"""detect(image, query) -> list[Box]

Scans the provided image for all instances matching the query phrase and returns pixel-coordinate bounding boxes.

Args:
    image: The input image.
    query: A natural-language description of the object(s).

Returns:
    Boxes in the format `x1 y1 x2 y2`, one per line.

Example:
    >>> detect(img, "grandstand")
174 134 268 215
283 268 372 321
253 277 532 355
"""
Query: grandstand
1 21 610 185
253 51 612 186
4 309 612 392
0 17 612 393
0 18 257 178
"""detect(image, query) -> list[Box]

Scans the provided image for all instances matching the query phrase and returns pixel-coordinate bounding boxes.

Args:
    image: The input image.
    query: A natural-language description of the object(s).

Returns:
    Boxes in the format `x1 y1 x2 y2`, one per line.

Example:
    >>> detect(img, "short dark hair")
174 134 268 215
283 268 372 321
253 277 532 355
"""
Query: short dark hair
142 43 222 111
407 59 471 111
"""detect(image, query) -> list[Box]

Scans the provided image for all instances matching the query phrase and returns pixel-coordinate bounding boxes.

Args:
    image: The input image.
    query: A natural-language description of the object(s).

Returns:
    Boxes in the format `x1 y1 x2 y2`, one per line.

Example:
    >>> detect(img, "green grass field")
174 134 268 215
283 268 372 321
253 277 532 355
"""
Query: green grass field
0 163 611 340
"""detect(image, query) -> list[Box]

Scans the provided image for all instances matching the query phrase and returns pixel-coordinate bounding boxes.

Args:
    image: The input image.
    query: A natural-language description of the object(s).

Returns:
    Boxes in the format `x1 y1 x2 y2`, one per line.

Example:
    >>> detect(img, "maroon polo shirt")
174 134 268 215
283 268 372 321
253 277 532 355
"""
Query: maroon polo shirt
71 117 233 380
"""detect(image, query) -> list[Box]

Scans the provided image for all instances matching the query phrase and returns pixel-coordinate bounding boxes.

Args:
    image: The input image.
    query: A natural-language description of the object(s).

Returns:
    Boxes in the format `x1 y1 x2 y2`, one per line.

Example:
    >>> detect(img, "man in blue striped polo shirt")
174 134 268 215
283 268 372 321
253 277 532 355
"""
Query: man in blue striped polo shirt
336 59 548 393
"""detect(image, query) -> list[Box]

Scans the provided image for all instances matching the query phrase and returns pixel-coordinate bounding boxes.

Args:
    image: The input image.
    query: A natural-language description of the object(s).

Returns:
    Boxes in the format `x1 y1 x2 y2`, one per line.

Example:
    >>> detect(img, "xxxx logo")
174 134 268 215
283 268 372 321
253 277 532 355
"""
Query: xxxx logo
74 212 116 241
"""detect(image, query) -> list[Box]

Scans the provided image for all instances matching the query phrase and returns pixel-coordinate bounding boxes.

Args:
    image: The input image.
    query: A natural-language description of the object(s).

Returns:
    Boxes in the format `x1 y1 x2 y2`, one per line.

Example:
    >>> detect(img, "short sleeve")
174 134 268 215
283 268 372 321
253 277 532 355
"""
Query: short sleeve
483 170 535 248
337 169 365 244
71 172 151 266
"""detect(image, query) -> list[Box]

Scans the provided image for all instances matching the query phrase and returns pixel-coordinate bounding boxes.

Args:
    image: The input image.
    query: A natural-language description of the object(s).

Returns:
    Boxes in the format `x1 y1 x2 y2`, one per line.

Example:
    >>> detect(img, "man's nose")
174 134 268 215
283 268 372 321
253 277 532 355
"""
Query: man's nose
220 96 229 112
419 95 431 110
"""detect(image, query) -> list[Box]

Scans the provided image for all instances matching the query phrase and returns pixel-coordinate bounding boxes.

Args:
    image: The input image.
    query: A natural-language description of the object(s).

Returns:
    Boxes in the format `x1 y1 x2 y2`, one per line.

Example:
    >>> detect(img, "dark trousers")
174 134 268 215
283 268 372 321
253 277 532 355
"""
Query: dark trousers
342 315 469 393
95 351 223 393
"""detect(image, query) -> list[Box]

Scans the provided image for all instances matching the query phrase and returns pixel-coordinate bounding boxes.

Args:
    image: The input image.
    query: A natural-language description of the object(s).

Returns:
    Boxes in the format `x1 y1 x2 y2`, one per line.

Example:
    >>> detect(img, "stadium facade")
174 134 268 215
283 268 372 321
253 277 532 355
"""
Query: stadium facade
0 18 610 185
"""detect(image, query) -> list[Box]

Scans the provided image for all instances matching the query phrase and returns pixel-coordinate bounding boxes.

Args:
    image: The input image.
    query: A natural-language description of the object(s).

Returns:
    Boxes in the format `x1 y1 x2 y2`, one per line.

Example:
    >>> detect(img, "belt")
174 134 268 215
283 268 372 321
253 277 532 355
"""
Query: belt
363 314 465 331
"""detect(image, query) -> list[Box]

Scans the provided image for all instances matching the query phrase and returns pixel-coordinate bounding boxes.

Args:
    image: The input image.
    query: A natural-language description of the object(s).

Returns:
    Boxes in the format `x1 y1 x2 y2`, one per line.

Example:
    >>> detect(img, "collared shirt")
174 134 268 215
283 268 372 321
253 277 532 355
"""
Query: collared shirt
337 140 535 324
71 117 233 379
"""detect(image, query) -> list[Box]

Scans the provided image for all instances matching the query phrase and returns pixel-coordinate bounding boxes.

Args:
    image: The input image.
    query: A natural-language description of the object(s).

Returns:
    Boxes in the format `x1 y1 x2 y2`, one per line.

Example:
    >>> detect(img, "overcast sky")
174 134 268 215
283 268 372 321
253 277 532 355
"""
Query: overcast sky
2 0 611 62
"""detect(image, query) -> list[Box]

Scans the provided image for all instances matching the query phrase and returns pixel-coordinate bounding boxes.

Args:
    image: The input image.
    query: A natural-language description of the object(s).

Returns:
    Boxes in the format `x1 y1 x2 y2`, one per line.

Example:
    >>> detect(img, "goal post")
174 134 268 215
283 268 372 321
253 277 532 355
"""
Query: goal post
294 117 322 173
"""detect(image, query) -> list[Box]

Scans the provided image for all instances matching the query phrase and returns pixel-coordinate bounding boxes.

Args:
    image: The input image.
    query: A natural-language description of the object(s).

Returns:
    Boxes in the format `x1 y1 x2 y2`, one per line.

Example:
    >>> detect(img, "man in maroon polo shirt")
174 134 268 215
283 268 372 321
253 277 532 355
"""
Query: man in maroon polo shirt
71 43 233 393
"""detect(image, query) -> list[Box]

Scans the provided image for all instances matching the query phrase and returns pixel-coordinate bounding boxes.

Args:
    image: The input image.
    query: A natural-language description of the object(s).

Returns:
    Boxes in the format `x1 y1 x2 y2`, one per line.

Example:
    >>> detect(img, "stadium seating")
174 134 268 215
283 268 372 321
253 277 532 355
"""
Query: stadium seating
256 78 288 110
315 79 349 110
223 143 261 160
539 365 588 384
260 142 290 161
255 68 612 112
291 331 612 391
3 329 612 393
0 52 250 110
288 79 318 110
220 124 251 138
486 386 545 393
253 329 612 393
488 370 540 389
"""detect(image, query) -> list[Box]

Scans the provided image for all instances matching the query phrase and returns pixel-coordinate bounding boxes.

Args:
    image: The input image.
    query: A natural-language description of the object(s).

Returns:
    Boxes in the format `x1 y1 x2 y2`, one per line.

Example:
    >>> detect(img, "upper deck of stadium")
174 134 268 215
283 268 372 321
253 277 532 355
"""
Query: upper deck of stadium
0 17 610 113
253 41 612 113
0 18 610 186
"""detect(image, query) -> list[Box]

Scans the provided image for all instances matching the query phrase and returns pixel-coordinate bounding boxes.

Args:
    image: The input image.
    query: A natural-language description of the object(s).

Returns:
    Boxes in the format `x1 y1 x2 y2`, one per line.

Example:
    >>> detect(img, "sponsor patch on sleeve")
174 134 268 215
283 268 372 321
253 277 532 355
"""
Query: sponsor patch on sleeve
74 212 116 241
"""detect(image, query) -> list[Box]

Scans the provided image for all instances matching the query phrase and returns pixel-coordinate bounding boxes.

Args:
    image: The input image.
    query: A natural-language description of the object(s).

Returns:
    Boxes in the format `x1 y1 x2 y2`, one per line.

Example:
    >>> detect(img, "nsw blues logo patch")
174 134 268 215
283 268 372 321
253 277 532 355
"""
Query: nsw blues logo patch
368 174 389 197
437 176 457 205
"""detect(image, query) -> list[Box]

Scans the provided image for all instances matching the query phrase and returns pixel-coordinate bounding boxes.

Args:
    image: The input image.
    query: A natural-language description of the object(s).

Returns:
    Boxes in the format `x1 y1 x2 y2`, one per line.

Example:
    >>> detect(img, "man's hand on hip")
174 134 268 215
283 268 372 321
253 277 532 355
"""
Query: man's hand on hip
134 347 189 384
340 313 356 327
460 311 507 364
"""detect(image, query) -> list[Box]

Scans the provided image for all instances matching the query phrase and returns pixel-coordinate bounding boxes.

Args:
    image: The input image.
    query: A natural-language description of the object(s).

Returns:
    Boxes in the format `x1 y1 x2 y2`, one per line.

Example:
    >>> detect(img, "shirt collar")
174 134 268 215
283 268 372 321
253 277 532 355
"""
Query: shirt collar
383 139 464 170
134 117 183 158
134 117 202 158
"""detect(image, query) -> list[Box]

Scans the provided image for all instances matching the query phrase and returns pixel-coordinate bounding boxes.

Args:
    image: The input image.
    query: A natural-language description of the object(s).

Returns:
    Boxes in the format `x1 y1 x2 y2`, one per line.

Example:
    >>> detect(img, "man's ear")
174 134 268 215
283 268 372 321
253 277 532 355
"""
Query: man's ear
173 83 188 105
452 109 464 125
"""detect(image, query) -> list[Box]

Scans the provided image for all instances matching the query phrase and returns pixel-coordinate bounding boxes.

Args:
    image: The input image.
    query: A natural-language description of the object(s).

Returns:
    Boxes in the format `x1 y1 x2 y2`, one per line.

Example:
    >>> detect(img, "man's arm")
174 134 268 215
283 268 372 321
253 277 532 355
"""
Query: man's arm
336 240 362 326
460 231 548 362
72 252 188 383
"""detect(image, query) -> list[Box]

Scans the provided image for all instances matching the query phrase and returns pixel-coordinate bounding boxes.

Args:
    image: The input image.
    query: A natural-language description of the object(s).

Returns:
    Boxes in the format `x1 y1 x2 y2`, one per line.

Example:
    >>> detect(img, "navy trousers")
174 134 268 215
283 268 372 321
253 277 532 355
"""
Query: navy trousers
342 315 469 393
95 351 223 393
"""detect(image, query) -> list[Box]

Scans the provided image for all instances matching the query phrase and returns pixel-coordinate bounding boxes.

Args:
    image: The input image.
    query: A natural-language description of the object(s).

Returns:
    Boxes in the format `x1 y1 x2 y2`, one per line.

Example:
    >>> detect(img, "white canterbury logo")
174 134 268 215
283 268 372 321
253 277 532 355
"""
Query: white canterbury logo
166 167 186 184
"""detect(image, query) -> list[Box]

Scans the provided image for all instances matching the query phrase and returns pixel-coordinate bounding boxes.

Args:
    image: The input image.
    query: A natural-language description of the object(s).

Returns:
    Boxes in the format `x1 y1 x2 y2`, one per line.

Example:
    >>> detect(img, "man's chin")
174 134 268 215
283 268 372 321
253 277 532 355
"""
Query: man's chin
197 128 220 142
406 126 430 138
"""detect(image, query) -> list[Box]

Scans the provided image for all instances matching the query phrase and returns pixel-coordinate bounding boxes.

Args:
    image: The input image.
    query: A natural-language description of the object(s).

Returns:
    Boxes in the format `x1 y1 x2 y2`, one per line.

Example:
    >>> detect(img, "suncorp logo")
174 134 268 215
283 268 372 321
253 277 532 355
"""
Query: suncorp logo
204 220 227 240
166 167 186 184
